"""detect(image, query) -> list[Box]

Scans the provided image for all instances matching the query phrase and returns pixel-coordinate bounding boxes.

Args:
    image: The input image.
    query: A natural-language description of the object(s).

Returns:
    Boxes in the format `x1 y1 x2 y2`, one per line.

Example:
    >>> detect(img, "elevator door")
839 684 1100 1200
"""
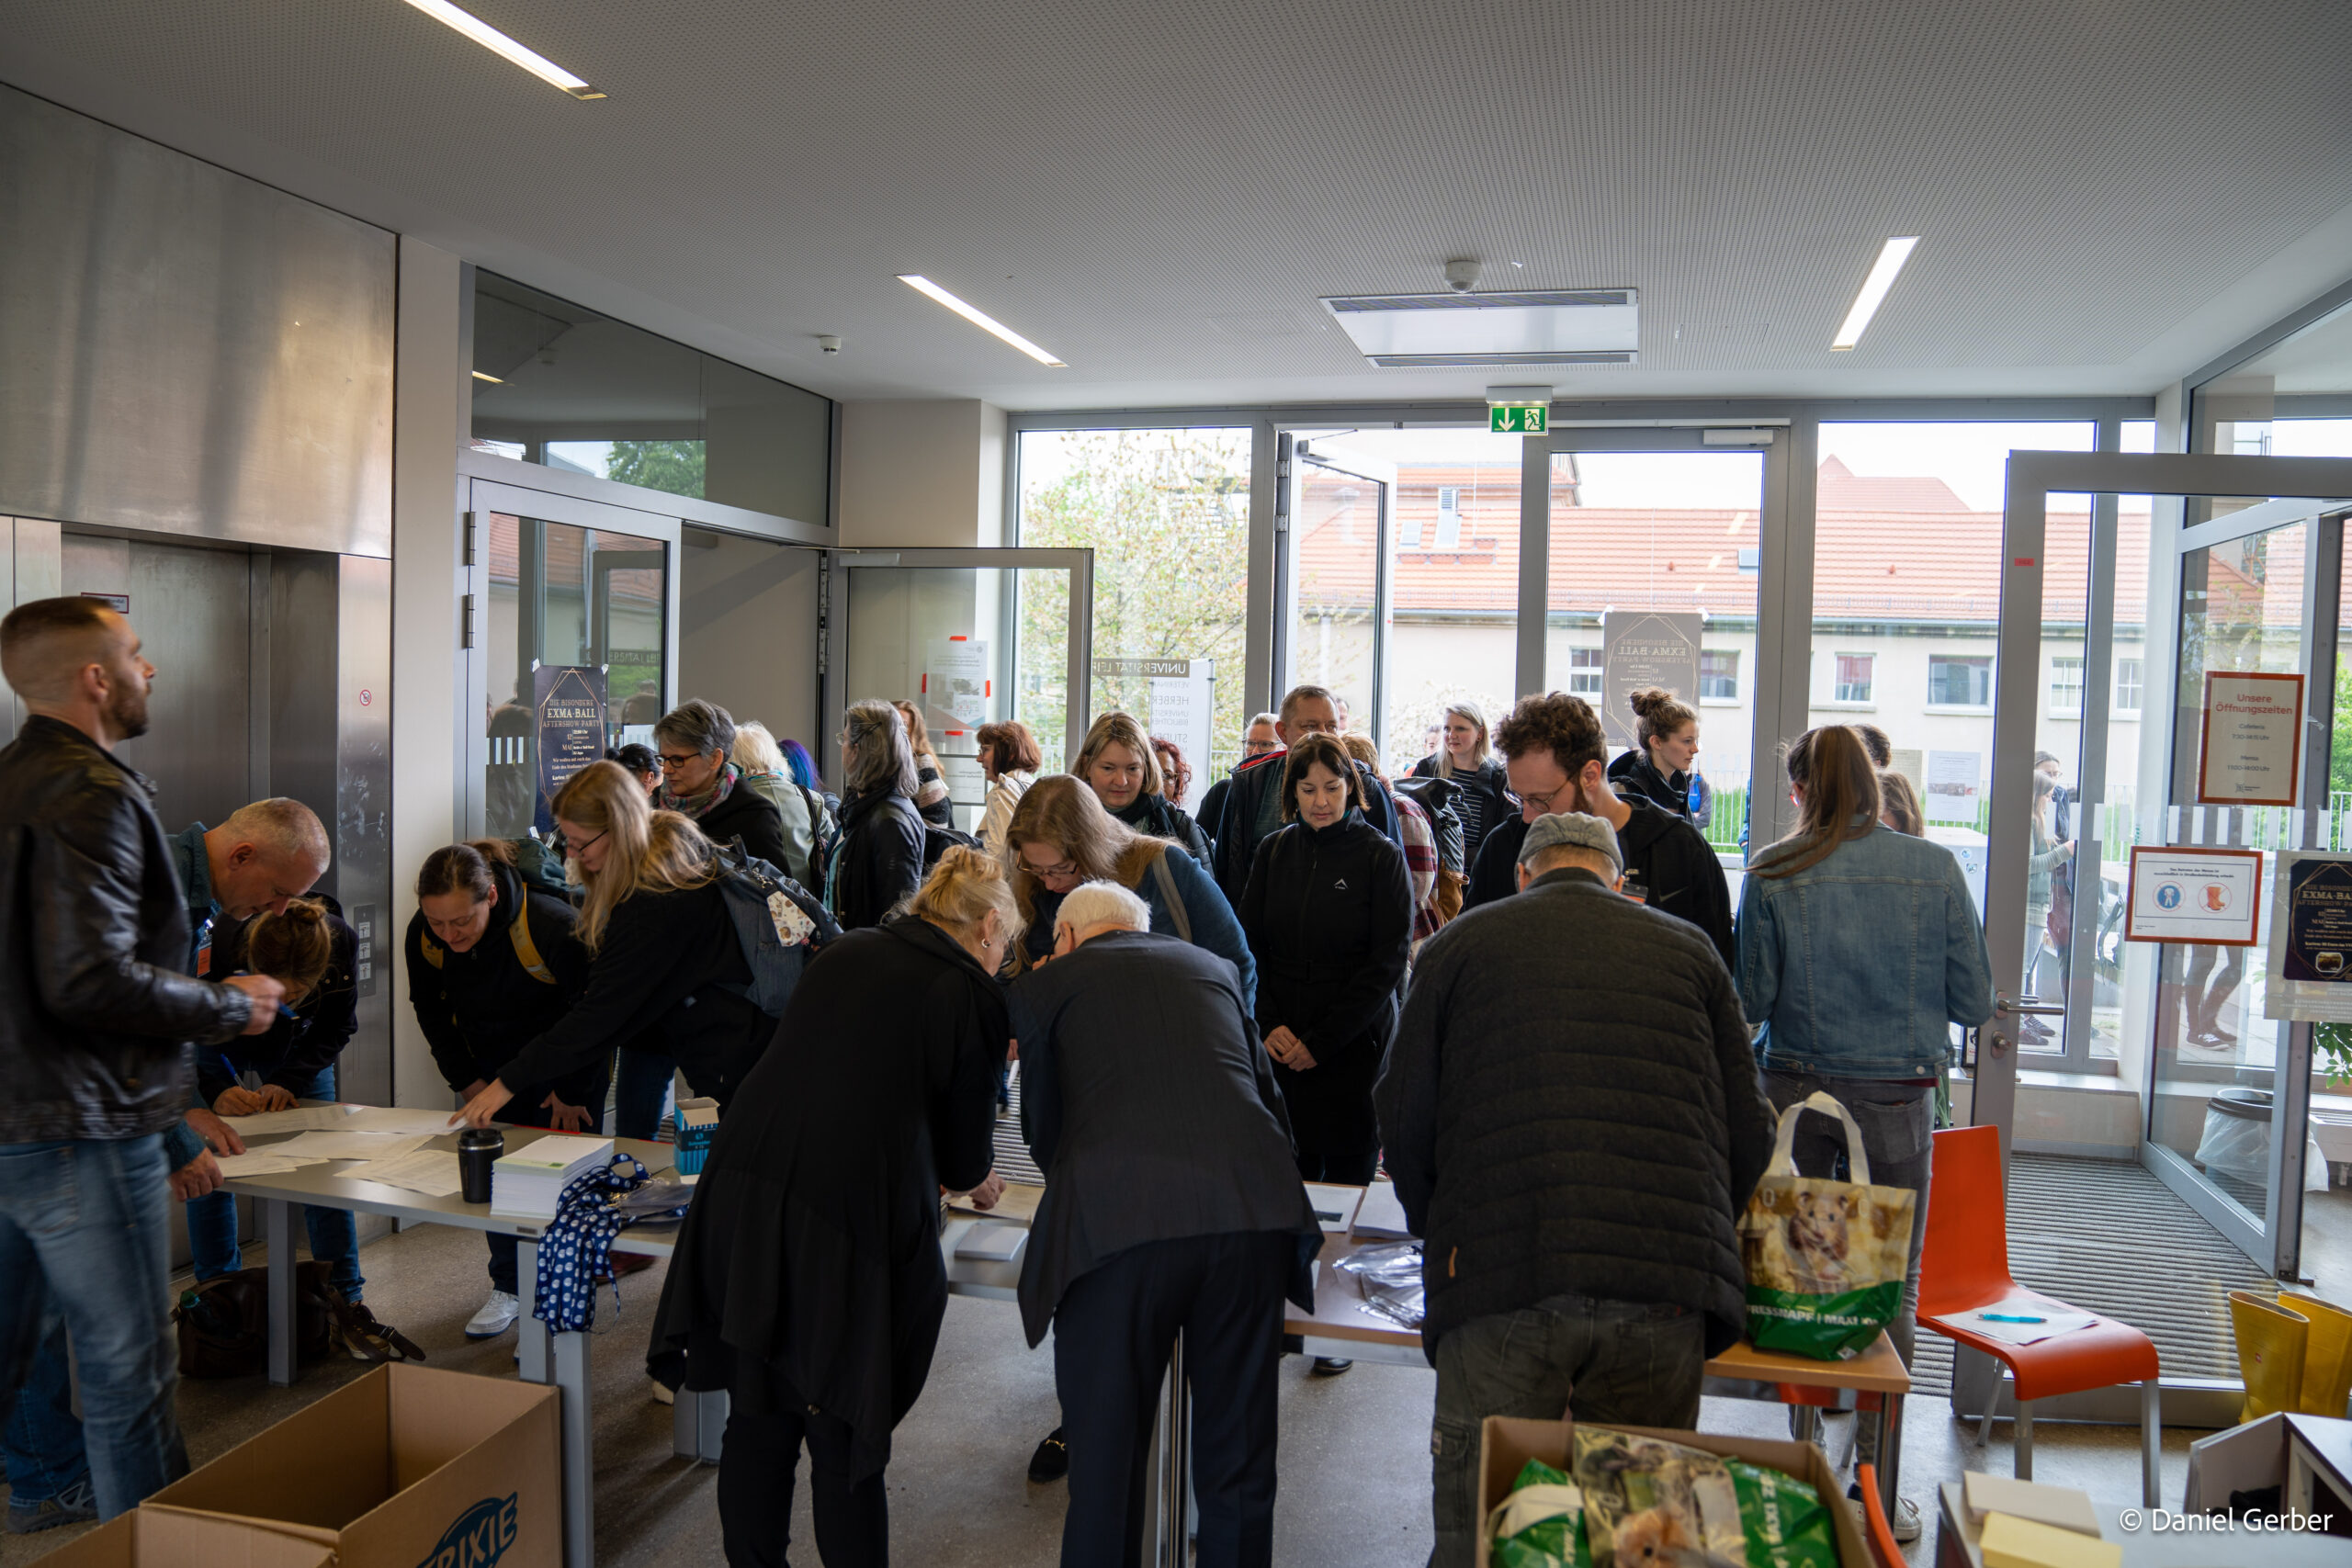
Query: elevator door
61 532 258 833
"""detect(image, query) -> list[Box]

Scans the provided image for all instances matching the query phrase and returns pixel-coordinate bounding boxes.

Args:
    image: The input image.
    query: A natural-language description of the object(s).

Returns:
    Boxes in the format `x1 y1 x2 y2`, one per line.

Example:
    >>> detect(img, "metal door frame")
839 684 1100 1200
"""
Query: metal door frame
1287 441 1396 748
820 546 1093 788
1984 450 2352 1280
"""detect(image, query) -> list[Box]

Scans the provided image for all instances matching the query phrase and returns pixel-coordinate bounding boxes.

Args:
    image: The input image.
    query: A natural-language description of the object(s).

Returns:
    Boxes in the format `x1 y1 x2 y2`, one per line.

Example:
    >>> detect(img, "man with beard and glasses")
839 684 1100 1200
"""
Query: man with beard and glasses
1487 691 1736 968
0 597 283 1528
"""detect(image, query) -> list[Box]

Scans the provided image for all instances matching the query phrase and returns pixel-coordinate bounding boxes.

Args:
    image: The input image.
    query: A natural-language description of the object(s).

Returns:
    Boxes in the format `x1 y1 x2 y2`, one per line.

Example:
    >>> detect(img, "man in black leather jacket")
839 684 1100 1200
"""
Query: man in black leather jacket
0 598 282 1522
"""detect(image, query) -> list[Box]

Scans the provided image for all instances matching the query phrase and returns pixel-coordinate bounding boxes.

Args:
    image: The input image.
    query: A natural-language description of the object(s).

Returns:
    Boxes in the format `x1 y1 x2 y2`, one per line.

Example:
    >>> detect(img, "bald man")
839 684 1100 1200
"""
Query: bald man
0 596 283 1523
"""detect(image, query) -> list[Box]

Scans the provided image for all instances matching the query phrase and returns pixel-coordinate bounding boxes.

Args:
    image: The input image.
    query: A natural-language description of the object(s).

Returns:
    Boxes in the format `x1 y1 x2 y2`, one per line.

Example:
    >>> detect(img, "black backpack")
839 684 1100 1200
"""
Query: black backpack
922 822 981 872
1395 774 1467 877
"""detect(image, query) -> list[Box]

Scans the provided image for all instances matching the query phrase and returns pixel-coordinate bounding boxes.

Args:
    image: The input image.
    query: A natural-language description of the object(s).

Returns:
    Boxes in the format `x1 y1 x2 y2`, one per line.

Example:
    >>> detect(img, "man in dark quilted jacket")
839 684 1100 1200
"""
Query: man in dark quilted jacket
1374 810 1773 1568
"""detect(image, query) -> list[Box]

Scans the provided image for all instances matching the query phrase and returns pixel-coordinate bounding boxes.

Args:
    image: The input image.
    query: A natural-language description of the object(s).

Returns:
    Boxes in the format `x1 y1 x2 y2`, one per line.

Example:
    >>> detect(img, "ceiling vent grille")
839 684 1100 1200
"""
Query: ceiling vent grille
1321 288 1639 367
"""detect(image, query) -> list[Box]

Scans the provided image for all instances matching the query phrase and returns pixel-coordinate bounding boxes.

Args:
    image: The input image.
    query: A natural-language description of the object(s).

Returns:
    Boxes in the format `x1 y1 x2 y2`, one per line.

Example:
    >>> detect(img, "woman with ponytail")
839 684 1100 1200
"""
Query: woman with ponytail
1735 724 1994 1537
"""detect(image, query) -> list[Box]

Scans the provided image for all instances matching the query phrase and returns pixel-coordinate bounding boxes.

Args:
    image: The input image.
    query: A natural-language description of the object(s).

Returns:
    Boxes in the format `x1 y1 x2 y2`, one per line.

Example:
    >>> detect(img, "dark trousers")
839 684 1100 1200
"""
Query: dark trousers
717 1393 888 1568
1052 1231 1291 1568
1272 1065 1378 1185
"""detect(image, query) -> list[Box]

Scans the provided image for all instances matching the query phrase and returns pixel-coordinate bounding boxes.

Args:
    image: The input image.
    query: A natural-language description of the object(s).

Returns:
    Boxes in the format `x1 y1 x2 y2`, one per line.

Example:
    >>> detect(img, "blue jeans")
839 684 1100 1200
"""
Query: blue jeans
614 1046 674 1141
0 1134 188 1520
185 1067 362 1303
2 1317 88 1503
1429 1293 1704 1568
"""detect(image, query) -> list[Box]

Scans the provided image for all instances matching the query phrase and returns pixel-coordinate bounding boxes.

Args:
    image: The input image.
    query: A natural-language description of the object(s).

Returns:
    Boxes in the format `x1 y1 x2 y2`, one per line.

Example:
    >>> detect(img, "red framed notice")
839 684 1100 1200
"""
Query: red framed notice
2123 845 2264 947
2196 671 2303 807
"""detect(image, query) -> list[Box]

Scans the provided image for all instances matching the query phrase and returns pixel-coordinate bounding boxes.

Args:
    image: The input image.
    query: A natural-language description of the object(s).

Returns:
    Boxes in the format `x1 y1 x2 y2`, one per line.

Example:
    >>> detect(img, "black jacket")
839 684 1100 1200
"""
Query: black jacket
831 787 926 931
1210 751 1403 906
403 861 608 1110
1008 931 1320 1346
0 716 251 1142
1408 754 1513 858
496 873 768 1107
689 784 790 874
1616 795 1737 971
1237 814 1413 1089
652 919 1006 1478
1375 868 1775 1359
200 903 359 1103
1609 749 1696 825
1112 791 1211 868
1195 774 1235 855
1464 816 1530 909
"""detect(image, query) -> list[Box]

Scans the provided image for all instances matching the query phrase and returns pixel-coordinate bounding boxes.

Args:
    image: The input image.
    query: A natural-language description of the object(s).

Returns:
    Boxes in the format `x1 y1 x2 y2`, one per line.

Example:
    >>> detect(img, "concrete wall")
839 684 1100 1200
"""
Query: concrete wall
838 399 1005 547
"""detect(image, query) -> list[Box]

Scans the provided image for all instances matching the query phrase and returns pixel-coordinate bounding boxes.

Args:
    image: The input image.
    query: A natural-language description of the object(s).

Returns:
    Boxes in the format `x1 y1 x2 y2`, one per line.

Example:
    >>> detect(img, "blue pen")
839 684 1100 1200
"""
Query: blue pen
1981 1313 2046 1324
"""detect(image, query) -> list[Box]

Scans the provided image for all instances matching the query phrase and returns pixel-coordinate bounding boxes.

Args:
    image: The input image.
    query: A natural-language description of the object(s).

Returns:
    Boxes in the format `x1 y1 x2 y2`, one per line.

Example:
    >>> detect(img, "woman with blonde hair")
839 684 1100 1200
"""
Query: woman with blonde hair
1074 710 1212 867
1409 699 1512 855
1004 774 1253 1007
653 847 1016 1566
731 718 823 887
455 760 774 1126
890 699 956 829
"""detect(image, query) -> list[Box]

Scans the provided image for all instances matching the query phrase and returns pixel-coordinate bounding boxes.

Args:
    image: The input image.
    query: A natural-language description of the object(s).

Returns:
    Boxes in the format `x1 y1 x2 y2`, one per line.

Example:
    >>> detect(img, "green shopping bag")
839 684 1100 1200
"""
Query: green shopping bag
1737 1091 1916 1360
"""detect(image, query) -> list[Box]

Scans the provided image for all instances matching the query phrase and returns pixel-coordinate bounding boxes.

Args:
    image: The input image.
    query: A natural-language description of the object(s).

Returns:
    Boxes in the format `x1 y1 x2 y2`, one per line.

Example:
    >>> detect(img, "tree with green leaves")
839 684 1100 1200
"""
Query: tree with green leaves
605 439 706 499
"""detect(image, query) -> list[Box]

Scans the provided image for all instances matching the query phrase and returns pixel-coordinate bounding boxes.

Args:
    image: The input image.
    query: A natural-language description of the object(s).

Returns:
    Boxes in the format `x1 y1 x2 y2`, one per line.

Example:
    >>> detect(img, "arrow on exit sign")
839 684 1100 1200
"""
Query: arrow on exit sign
1489 404 1548 434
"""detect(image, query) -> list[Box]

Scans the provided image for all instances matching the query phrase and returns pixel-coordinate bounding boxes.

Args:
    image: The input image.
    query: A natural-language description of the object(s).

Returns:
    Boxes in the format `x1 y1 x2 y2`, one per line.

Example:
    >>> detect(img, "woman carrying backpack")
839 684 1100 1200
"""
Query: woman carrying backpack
409 840 610 1339
453 761 773 1129
828 700 928 931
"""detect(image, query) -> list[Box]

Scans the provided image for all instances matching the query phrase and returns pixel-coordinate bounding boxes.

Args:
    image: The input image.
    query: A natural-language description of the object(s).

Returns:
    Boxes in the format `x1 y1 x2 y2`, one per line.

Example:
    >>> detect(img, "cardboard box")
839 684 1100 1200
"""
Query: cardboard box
150 1363 560 1568
1476 1416 1873 1568
36 1505 336 1568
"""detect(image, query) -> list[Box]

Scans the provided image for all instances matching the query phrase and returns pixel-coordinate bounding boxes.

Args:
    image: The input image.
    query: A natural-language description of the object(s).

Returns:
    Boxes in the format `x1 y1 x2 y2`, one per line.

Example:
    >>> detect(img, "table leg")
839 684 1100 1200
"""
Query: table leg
674 1385 728 1463
552 1329 594 1568
1875 1393 1904 1516
515 1237 549 1383
264 1198 297 1387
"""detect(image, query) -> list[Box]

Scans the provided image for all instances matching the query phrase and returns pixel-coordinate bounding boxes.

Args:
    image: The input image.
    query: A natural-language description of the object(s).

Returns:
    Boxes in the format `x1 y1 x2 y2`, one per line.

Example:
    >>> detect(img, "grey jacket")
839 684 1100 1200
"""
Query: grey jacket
1375 868 1775 1359
1008 931 1321 1346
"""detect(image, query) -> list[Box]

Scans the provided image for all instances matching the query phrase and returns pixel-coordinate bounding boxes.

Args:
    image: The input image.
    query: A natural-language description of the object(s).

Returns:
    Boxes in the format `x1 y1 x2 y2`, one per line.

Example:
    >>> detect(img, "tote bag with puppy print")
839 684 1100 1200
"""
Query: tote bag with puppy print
1737 1091 1917 1360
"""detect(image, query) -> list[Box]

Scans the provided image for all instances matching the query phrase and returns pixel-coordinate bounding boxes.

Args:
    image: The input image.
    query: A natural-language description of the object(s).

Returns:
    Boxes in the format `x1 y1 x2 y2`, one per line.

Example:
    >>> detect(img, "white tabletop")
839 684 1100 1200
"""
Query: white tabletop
1937 1481 2350 1565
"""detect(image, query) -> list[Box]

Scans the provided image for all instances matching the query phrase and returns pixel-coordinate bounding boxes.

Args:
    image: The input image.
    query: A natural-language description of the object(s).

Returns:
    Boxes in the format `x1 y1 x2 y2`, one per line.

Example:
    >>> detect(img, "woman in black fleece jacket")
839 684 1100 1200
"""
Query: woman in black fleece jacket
454 760 769 1128
1238 734 1413 1186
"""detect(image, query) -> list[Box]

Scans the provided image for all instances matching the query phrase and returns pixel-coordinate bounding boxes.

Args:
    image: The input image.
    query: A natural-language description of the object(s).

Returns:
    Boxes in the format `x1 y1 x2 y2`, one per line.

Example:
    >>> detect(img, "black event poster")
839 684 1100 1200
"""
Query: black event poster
2280 857 2352 983
534 665 608 810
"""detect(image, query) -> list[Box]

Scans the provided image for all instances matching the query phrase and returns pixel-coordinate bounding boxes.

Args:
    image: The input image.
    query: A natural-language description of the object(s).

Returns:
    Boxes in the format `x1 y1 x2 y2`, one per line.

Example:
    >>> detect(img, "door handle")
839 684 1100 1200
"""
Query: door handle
1995 997 2065 1018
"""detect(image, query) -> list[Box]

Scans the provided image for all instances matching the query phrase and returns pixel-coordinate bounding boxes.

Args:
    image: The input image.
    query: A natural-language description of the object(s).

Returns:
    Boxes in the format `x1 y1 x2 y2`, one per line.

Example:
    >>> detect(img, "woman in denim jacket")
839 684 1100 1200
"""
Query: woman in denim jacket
1735 724 1994 1540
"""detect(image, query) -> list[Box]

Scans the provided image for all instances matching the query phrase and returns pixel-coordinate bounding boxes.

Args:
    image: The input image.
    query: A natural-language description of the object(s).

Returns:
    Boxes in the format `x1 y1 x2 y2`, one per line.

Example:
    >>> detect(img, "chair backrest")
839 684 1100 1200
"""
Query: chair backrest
1919 1123 2015 1318
1854 1465 1905 1568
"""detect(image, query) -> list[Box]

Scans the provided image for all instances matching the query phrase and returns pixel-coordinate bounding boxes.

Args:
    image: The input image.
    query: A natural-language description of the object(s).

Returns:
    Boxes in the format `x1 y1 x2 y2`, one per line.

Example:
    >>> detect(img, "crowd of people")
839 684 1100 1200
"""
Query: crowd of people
0 588 1997 1567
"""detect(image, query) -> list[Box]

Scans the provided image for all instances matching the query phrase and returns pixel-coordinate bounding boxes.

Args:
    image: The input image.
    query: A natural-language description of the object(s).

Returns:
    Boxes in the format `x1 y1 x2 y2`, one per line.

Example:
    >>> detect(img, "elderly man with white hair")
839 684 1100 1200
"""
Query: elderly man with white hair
1009 881 1322 1568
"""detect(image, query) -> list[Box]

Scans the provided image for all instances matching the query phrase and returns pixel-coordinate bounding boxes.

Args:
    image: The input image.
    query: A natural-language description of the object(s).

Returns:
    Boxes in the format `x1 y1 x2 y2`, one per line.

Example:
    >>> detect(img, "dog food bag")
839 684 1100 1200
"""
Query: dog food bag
1737 1090 1917 1359
1722 1459 1839 1568
1487 1459 1591 1568
1571 1427 1745 1568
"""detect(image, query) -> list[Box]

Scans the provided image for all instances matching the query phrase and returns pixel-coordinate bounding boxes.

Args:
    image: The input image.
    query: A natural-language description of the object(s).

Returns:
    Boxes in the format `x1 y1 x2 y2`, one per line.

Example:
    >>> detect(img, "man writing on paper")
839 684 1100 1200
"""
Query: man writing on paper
1375 812 1774 1568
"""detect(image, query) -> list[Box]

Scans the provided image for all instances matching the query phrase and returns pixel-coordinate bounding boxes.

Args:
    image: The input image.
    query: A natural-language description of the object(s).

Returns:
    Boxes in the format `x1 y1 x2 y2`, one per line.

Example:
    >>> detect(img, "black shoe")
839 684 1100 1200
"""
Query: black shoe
1311 1357 1354 1377
1027 1426 1069 1483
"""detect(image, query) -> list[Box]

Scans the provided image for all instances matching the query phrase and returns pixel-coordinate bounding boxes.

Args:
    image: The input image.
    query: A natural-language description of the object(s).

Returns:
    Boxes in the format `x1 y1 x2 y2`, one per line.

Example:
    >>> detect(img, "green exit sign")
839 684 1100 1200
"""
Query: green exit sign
1489 403 1548 434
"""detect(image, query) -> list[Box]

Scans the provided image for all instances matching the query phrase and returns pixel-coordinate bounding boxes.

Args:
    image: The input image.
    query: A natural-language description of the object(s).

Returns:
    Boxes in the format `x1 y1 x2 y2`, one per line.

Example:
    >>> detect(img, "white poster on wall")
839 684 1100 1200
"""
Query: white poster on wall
1098 657 1216 810
1925 750 1983 824
922 637 989 738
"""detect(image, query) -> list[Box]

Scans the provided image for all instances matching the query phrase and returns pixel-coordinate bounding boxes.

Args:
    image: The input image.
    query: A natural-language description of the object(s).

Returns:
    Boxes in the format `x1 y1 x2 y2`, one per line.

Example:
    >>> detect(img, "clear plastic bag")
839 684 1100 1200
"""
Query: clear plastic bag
1333 1240 1426 1329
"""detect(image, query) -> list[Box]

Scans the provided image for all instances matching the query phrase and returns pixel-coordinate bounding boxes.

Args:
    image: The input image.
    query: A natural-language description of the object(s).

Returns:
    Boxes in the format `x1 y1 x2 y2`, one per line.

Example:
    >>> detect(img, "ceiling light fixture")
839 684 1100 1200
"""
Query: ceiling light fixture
1320 289 1638 368
896 276 1065 367
399 0 605 98
1830 236 1918 350
471 370 503 383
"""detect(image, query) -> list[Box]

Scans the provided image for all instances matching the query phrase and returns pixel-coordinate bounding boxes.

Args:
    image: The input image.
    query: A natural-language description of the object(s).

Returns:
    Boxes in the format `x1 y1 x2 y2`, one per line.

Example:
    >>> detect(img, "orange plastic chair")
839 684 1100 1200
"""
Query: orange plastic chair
1919 1124 2163 1506
1854 1463 1905 1568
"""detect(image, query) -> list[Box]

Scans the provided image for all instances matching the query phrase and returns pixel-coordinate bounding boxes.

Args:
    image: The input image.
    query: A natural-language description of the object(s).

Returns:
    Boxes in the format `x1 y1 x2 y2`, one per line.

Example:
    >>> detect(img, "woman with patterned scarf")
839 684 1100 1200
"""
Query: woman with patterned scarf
651 699 789 872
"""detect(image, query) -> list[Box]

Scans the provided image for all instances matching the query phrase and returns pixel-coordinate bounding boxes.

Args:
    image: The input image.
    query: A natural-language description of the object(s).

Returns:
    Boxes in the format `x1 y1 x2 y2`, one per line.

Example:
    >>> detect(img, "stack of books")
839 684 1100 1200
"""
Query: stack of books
490 1135 615 1220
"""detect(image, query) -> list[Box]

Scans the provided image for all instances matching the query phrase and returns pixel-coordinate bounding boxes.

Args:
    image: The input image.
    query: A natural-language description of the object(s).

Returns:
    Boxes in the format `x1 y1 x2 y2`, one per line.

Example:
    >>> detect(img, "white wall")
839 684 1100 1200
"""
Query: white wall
838 400 1005 547
388 237 465 1109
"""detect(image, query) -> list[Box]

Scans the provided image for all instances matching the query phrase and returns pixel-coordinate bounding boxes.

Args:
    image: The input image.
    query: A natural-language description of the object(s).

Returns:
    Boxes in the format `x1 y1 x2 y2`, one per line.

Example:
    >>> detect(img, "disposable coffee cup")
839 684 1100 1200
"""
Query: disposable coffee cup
458 1128 503 1204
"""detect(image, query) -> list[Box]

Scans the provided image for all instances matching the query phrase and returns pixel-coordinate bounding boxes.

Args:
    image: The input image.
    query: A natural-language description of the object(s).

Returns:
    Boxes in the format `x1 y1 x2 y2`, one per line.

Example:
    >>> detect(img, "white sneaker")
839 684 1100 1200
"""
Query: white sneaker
1849 1487 1922 1544
465 1290 521 1339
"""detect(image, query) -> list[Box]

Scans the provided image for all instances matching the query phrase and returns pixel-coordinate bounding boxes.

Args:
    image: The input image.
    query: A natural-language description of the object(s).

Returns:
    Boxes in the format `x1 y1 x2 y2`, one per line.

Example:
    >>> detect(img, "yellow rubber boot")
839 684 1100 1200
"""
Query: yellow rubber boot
2279 1292 2352 1418
2229 1290 2310 1423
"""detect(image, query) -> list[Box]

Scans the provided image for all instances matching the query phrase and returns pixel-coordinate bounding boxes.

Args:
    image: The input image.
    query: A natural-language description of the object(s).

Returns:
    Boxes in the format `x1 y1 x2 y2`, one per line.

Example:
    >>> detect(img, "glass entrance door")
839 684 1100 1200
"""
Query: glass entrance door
826 547 1093 834
1284 442 1394 745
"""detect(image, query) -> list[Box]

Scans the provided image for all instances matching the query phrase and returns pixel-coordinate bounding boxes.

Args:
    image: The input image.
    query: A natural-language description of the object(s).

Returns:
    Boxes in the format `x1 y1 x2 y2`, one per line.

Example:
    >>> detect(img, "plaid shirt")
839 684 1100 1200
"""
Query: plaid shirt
1389 791 1442 940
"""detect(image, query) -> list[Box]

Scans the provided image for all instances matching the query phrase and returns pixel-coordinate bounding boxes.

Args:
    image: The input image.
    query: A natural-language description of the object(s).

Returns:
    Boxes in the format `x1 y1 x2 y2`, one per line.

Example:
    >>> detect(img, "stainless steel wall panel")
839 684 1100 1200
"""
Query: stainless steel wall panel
2 518 63 741
0 85 393 556
334 556 393 1105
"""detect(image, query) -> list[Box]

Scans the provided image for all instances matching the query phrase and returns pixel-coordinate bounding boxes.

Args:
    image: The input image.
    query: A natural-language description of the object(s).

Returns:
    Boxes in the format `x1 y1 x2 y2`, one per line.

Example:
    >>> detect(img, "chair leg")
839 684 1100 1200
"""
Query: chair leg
1979 1377 2001 1447
2141 1379 2162 1508
2015 1398 2033 1482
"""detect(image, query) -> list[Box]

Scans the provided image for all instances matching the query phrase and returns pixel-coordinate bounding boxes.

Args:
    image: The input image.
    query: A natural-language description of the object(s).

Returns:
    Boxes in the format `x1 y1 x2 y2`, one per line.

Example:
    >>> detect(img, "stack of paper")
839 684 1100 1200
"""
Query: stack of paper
346 1149 467 1198
259 1131 431 1162
1929 1296 2098 1347
212 1151 330 1178
1962 1473 2100 1537
220 1105 361 1135
1352 1179 1412 1238
491 1135 615 1219
1303 1182 1363 1234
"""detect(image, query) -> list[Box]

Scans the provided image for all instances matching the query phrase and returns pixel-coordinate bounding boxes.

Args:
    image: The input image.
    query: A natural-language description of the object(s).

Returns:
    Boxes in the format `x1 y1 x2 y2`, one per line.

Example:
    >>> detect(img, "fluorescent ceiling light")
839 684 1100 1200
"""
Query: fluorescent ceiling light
1320 289 1638 368
471 370 503 383
897 276 1065 367
1830 237 1919 350
400 0 605 99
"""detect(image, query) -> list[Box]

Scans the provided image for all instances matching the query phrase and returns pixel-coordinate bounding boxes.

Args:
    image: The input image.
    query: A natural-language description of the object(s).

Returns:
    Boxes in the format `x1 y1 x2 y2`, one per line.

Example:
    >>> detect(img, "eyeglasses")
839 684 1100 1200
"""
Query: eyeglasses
569 828 609 854
656 752 705 771
1025 857 1080 881
1510 784 1569 815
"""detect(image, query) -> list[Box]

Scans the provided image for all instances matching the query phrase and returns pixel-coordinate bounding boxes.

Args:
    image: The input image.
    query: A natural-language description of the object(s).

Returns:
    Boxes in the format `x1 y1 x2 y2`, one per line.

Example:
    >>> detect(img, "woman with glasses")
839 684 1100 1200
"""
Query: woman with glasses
830 701 929 931
652 699 790 872
1074 711 1212 868
454 760 775 1128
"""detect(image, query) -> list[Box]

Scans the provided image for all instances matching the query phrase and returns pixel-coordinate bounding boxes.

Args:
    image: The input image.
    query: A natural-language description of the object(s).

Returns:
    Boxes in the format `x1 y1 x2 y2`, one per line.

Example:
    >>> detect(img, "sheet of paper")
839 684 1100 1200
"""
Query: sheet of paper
258 1131 432 1162
345 1149 466 1198
1352 1179 1412 1238
1928 1297 2098 1347
220 1105 359 1134
212 1151 331 1177
1303 1182 1363 1233
336 1106 468 1135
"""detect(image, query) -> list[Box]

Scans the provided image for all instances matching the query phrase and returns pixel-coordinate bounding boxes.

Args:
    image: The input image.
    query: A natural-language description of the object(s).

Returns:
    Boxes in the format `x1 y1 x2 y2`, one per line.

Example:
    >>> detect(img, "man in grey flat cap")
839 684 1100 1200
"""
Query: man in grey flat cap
1374 813 1775 1568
